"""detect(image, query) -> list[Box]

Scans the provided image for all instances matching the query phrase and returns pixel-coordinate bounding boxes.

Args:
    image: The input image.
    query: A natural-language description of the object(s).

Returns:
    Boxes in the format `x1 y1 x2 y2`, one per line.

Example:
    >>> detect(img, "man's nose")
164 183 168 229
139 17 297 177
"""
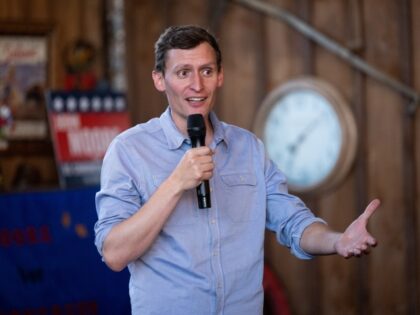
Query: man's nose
190 72 204 91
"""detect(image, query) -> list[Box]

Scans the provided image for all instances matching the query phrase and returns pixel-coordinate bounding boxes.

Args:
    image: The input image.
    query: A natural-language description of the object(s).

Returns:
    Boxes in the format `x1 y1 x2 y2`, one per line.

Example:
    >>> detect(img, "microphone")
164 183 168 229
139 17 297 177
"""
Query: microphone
187 114 211 209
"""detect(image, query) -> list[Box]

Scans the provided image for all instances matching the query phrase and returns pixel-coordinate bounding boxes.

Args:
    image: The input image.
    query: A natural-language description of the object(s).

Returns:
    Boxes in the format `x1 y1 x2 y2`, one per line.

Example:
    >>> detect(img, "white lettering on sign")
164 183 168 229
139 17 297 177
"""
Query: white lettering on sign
67 127 119 158
54 114 81 130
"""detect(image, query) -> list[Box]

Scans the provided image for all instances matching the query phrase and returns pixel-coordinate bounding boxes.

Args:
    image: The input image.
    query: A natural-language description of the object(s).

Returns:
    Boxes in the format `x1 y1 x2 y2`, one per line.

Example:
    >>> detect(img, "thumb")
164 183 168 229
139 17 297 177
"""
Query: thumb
360 198 380 222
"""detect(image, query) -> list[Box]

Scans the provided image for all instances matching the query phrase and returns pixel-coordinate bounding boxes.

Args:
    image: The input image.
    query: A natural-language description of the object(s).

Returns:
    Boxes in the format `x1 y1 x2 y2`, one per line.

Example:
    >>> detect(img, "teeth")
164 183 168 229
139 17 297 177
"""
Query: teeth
187 97 205 101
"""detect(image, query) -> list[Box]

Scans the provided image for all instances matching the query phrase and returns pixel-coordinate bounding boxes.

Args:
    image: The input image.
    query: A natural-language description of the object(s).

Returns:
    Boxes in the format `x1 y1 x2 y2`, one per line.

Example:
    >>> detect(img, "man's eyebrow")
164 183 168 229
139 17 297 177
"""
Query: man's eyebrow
200 62 217 68
172 62 216 71
172 64 193 71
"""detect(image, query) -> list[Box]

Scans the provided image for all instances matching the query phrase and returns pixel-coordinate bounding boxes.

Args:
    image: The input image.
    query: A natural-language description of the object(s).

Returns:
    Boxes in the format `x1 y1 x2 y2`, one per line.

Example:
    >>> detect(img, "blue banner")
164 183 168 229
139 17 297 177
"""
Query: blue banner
0 187 130 314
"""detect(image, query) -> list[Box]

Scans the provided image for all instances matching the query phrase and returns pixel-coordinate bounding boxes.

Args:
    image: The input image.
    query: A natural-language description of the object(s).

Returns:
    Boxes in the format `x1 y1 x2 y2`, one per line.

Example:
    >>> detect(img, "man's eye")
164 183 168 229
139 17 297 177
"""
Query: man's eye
177 70 189 78
202 68 213 76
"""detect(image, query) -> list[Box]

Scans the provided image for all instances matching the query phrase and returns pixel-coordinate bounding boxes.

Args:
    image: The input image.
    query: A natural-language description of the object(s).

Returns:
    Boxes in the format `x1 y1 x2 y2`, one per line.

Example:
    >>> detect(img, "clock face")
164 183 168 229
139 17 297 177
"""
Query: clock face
264 90 342 190
254 77 357 193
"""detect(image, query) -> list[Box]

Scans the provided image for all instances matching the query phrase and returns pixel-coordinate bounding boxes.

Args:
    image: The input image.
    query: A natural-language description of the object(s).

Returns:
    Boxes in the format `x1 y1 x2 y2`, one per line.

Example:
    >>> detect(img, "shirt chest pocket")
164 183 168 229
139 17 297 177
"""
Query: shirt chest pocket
220 172 259 222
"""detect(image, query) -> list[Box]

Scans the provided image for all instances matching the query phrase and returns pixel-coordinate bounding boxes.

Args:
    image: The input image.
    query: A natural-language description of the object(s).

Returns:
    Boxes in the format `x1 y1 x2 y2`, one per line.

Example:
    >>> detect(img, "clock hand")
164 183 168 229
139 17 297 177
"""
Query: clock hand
287 114 323 154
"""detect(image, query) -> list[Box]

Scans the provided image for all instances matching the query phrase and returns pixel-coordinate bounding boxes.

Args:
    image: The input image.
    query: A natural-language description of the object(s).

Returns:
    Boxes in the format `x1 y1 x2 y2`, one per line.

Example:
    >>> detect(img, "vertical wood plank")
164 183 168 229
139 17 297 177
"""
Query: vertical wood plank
412 0 420 312
398 1 418 314
26 0 50 21
347 1 372 314
363 1 407 313
81 0 104 85
217 3 261 129
296 0 314 75
313 0 363 314
294 1 323 314
0 0 25 20
262 1 320 314
49 0 83 88
169 0 208 27
264 0 305 89
124 0 167 123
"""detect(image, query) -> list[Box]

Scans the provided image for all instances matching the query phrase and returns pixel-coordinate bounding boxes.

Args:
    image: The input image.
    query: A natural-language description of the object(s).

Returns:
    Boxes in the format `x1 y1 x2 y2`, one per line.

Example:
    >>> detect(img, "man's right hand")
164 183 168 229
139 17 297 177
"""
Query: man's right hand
171 147 214 191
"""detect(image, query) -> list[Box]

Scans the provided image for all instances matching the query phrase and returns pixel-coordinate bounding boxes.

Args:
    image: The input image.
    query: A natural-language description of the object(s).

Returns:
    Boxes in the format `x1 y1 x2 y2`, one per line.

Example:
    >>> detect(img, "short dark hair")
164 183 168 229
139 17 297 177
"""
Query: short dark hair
154 25 222 74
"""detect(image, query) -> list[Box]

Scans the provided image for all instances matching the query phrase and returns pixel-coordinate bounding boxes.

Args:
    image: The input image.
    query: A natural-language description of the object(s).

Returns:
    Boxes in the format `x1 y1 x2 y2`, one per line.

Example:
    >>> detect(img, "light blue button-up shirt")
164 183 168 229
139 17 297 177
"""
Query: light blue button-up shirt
95 107 324 315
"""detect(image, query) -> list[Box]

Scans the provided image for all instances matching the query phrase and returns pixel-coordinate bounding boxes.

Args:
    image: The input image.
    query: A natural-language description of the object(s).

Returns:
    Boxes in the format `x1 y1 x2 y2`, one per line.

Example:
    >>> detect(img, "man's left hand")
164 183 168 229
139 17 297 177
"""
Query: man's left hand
334 199 380 258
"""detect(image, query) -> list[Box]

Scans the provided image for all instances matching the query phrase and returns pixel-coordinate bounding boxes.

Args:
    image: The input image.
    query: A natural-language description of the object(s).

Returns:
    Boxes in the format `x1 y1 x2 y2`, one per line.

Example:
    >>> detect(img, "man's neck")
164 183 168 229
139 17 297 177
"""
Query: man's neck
172 111 214 146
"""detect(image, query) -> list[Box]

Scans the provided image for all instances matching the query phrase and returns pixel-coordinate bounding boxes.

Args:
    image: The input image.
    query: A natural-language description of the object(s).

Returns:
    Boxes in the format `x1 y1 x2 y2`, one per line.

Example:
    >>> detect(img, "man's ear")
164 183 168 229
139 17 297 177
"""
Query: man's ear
217 67 224 87
152 70 165 92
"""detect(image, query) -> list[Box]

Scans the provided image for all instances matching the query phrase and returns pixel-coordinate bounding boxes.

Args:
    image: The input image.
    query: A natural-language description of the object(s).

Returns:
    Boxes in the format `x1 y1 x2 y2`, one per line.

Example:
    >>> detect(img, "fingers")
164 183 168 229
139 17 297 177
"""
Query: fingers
187 146 214 161
172 147 215 191
343 244 372 259
185 147 215 180
366 235 377 247
342 235 378 259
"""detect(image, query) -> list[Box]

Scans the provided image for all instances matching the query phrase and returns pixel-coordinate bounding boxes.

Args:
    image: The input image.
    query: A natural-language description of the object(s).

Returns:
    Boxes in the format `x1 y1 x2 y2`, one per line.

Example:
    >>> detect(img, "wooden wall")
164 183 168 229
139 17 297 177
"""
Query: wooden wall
1 0 419 314
125 0 420 314
0 0 105 87
0 0 104 190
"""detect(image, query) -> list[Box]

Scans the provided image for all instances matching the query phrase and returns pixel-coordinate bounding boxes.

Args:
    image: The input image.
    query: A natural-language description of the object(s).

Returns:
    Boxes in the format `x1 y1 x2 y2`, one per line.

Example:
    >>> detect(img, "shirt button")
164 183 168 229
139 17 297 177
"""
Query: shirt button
213 251 218 256
211 219 216 224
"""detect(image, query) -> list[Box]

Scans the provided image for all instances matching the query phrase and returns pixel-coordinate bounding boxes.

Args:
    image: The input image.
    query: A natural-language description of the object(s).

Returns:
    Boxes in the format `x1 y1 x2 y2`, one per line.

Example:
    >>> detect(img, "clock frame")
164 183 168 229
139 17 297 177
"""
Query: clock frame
253 77 358 194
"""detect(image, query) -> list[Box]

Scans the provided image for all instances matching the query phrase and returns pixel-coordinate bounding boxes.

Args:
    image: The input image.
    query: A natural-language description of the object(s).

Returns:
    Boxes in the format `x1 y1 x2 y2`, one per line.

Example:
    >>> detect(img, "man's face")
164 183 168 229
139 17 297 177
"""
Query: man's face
152 42 224 132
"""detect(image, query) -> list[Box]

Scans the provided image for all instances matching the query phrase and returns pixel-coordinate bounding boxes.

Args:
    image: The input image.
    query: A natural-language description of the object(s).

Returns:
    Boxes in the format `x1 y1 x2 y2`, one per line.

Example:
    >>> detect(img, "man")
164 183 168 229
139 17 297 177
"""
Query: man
94 25 379 314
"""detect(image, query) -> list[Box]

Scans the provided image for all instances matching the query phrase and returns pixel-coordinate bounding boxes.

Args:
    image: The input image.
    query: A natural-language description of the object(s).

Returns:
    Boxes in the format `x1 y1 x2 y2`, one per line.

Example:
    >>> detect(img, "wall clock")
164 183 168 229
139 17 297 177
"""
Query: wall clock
254 77 357 194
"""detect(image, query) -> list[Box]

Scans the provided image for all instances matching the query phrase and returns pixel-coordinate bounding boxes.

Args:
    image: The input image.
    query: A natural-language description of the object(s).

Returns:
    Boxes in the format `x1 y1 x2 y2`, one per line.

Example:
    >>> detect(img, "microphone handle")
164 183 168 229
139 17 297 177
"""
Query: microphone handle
192 137 211 209
196 180 211 209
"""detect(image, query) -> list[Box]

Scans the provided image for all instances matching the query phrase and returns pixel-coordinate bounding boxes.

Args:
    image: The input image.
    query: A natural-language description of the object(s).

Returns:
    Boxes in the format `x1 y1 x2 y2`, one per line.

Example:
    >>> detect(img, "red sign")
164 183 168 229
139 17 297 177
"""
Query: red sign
47 91 131 188
50 112 129 162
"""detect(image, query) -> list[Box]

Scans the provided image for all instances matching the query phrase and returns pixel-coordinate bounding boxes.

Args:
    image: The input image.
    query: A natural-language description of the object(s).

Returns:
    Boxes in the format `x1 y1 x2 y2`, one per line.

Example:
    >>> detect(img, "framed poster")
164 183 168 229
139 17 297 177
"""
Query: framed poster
0 23 52 150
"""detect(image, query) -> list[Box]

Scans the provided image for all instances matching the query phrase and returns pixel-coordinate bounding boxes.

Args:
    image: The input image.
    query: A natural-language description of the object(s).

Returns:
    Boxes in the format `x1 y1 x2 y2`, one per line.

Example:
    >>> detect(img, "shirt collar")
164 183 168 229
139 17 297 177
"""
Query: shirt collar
159 107 227 150
159 107 186 150
209 111 227 147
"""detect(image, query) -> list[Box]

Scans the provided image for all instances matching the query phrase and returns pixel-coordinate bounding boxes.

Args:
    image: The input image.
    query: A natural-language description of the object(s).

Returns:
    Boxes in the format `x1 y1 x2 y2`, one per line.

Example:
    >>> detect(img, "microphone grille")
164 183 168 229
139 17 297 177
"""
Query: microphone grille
187 114 206 137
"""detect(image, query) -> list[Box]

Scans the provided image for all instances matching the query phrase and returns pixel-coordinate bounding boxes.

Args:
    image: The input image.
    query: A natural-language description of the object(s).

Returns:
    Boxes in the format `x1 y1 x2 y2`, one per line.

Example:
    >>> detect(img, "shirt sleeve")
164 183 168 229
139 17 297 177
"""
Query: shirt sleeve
94 137 142 256
263 153 326 260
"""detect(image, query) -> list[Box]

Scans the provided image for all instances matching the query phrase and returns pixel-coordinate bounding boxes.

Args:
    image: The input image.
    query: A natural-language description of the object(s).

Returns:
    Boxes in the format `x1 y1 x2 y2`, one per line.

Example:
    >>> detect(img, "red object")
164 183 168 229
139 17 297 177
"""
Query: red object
50 111 130 162
263 264 291 315
64 72 97 91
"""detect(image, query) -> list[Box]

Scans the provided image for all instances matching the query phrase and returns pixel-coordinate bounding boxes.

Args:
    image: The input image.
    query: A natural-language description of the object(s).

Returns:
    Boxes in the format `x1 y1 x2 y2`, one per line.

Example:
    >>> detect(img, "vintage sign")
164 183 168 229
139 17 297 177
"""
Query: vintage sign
47 91 131 188
0 36 49 148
